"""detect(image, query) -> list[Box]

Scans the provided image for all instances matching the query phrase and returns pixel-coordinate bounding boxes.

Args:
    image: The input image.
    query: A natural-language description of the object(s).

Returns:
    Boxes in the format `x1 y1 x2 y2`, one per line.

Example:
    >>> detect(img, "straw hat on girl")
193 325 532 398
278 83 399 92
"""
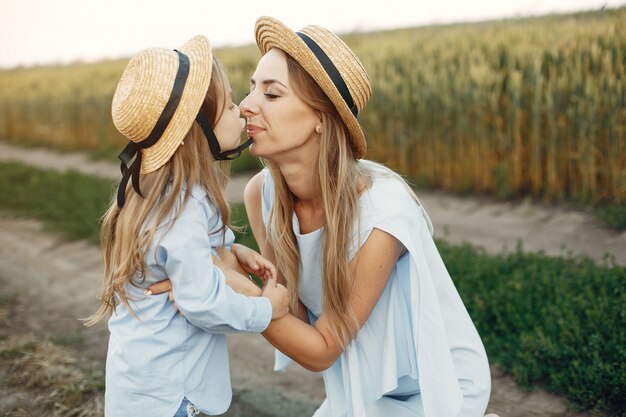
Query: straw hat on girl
254 16 372 158
111 35 212 207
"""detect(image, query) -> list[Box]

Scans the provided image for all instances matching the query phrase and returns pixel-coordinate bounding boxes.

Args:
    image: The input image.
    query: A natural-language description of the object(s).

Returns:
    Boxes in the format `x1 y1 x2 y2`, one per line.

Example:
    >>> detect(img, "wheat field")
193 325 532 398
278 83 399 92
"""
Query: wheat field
0 8 624 204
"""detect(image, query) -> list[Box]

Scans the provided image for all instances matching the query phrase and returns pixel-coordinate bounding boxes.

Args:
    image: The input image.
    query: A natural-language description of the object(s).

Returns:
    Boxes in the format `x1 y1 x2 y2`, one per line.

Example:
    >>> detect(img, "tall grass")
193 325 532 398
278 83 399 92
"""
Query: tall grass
0 8 624 203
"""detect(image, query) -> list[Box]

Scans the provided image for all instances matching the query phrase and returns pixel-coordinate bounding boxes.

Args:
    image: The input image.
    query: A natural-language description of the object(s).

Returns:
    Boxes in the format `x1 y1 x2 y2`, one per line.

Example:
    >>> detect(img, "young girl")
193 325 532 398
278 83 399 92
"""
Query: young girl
85 35 288 417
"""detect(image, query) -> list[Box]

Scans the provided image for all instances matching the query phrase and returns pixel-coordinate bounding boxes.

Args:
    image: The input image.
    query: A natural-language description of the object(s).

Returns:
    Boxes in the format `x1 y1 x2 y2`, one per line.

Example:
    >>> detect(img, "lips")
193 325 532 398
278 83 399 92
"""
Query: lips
246 124 265 137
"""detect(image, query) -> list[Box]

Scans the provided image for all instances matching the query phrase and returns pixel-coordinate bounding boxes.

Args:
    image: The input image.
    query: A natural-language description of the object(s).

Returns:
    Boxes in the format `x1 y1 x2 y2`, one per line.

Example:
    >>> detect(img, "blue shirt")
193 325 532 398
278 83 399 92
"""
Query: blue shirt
105 184 272 417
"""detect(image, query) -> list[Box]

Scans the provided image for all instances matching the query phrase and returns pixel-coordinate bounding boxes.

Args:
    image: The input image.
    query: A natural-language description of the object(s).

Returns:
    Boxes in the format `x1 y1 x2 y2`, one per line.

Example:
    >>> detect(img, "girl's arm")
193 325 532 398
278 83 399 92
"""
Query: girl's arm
156 197 288 332
148 248 265 298
244 174 403 371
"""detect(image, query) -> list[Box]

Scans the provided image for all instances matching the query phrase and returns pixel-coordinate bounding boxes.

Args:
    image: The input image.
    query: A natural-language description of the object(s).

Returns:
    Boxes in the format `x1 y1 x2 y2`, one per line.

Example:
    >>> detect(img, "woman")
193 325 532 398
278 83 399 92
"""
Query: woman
238 17 492 417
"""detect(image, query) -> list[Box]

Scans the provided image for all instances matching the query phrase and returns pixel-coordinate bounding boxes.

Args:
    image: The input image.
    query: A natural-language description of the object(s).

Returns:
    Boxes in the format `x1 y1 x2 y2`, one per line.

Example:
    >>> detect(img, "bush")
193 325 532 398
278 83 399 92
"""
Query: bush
595 204 626 231
442 241 626 414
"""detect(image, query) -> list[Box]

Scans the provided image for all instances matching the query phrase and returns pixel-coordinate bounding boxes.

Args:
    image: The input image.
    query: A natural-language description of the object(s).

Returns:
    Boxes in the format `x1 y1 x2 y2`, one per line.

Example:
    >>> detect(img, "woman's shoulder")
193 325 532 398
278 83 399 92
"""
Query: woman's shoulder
256 168 274 203
357 161 434 235
360 162 416 210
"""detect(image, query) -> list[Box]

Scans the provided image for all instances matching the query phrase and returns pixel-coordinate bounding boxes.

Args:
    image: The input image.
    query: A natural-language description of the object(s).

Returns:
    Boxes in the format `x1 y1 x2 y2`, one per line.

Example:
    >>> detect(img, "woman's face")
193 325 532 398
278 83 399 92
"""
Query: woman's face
239 48 320 160
213 76 246 152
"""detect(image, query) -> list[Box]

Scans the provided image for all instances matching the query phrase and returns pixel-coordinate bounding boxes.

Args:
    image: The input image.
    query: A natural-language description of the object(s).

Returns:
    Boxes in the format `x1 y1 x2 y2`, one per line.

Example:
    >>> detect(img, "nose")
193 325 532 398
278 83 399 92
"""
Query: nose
239 92 257 117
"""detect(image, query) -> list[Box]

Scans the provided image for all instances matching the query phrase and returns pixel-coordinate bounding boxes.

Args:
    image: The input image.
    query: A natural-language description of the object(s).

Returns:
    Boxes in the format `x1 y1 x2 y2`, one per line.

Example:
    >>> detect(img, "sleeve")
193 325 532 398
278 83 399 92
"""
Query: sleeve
158 198 272 334
367 202 465 417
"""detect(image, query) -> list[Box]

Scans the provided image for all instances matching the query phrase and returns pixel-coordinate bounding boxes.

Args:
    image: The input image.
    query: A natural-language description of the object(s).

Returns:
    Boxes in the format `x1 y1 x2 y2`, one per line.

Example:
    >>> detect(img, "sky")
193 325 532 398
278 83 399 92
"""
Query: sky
1 0 623 69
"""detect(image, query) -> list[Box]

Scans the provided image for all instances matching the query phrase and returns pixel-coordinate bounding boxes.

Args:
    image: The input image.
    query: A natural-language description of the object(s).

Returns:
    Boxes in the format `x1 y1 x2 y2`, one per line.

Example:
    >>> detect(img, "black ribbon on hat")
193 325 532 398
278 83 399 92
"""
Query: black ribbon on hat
196 111 253 161
296 32 358 117
116 50 190 208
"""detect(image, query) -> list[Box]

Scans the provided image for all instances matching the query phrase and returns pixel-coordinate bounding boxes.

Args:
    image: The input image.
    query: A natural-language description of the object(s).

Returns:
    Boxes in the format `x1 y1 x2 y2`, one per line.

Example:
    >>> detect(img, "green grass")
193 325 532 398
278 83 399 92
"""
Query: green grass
0 160 257 245
443 242 625 415
0 160 624 414
595 204 626 231
0 161 115 243
50 331 85 347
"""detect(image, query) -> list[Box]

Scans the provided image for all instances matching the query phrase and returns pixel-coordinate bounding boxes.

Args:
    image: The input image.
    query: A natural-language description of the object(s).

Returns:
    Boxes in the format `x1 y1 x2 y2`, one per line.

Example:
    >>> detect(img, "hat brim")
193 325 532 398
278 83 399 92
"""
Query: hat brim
255 17 366 158
140 35 213 174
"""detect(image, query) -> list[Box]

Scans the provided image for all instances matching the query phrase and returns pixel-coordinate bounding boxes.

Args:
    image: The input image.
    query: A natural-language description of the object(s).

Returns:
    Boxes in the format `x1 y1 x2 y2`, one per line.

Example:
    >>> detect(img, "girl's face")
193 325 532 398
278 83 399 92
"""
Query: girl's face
213 76 246 152
239 48 320 160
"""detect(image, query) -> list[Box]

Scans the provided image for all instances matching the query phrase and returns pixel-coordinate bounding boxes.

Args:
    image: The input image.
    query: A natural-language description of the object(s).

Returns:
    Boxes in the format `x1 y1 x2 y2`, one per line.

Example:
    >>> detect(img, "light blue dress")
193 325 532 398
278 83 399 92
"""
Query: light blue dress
105 183 272 417
261 162 491 417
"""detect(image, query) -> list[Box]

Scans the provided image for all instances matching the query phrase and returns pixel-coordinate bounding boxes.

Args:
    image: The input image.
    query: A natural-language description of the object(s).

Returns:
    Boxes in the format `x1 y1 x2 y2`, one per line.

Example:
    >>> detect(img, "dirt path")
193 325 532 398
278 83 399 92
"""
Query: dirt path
0 142 617 416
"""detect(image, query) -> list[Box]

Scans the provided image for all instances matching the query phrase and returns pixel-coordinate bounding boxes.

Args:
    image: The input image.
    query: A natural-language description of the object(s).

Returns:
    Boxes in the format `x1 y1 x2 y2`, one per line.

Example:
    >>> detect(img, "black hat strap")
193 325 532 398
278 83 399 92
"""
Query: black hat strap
296 32 358 117
117 49 190 208
195 111 252 161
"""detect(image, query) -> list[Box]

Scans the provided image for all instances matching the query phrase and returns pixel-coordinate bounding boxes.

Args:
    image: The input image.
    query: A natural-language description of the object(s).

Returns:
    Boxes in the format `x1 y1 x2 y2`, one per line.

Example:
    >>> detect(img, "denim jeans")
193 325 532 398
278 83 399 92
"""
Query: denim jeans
174 397 200 417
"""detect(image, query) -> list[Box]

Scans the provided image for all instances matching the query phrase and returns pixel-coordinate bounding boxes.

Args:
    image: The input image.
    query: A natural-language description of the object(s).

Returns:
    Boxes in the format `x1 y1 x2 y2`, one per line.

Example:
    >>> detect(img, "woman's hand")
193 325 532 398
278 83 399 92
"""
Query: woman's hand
230 243 277 285
145 280 183 315
146 247 269 306
213 248 248 276
222 268 262 297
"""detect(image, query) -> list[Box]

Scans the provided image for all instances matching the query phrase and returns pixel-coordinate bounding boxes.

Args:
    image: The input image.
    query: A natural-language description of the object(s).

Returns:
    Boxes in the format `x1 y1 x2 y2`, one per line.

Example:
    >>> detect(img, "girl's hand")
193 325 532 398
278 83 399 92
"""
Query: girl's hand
262 278 289 320
231 243 277 285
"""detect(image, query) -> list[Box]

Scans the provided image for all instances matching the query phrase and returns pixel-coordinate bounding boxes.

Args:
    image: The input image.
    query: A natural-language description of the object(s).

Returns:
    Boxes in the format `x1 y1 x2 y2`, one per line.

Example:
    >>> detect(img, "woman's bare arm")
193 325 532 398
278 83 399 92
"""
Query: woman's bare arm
262 228 403 372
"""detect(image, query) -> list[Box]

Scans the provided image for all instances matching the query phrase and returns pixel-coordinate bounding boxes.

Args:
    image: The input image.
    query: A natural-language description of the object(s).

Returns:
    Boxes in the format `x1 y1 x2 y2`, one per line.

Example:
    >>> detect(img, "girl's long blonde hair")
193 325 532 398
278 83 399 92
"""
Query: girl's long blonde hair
265 54 374 348
85 58 232 326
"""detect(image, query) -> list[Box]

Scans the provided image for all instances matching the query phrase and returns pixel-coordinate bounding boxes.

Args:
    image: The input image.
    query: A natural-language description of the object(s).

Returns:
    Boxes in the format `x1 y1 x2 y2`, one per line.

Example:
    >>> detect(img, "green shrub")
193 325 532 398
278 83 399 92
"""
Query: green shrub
442 241 626 414
595 204 626 231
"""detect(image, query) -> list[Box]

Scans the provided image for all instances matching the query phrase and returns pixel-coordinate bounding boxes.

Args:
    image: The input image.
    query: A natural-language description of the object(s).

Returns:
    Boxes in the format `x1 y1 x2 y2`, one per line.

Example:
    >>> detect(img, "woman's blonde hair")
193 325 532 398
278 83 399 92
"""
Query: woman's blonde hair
85 58 232 326
265 53 374 347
